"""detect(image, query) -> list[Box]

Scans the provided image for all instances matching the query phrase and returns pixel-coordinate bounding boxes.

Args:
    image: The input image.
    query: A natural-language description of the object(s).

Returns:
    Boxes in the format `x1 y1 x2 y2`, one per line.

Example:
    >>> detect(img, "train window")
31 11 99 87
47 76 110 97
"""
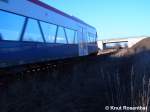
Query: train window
65 28 74 44
74 31 78 44
87 33 91 42
56 27 67 44
88 33 96 43
40 22 57 43
23 19 43 42
0 10 25 41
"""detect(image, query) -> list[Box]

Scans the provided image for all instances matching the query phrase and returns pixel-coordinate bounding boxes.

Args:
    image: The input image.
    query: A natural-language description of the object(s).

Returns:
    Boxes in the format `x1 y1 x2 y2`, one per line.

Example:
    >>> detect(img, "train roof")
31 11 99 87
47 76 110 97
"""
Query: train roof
28 0 95 29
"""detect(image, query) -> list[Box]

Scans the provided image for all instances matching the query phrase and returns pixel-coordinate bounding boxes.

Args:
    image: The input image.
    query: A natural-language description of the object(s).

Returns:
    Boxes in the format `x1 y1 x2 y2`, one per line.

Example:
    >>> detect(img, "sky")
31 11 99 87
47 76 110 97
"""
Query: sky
41 0 150 40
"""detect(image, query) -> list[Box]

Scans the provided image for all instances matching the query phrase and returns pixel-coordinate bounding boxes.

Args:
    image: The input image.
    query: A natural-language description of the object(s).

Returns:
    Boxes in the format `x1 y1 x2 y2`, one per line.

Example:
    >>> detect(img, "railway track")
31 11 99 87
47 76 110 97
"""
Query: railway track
0 56 87 87
0 57 83 75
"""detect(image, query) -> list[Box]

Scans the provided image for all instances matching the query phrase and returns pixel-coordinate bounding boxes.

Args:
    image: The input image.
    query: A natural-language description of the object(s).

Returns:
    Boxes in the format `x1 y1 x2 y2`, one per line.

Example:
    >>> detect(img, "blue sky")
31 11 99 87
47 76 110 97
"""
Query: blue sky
41 0 150 40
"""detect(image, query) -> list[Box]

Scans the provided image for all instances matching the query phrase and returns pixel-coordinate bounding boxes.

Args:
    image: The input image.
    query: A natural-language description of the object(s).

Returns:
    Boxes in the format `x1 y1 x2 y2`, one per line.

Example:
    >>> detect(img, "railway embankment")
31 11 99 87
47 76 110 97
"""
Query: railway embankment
0 38 150 112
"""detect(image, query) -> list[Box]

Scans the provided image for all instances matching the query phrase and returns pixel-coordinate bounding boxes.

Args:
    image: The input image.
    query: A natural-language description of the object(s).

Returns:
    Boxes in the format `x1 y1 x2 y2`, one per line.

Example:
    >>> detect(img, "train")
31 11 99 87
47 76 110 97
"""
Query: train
0 0 98 68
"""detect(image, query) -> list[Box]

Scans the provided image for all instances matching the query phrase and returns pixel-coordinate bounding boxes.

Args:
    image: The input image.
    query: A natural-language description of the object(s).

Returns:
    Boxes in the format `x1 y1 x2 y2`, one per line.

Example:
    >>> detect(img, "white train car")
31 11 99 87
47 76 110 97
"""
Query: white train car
0 0 98 68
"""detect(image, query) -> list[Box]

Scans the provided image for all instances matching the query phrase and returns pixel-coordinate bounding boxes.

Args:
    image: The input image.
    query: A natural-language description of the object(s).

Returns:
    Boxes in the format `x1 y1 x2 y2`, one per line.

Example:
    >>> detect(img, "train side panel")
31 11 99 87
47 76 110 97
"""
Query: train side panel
0 0 98 68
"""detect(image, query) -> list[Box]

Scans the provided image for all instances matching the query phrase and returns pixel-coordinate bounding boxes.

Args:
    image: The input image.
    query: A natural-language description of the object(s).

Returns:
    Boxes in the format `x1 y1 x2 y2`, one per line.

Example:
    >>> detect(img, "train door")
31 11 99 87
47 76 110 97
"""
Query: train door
77 26 88 56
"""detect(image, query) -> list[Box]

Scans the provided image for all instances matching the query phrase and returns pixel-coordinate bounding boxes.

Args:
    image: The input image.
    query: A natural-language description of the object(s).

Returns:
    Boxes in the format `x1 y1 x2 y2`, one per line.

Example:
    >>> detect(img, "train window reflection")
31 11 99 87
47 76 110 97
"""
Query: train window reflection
0 10 25 41
88 33 96 43
65 28 74 44
56 27 67 43
23 19 43 42
40 22 57 43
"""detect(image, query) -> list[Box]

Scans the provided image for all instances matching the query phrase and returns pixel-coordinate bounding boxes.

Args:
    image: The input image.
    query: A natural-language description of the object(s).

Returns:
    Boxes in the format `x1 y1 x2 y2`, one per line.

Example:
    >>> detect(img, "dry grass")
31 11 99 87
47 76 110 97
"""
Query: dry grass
0 50 150 112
